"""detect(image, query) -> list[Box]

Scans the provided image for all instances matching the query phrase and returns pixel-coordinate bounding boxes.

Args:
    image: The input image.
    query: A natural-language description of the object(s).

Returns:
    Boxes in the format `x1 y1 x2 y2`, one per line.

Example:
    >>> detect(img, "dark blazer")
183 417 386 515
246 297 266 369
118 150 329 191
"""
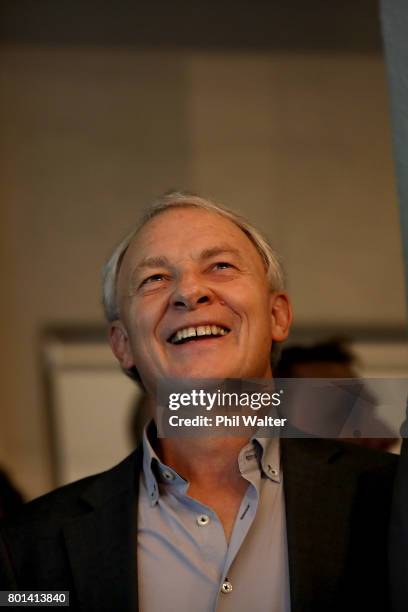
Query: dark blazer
389 436 408 612
0 439 397 612
0 469 23 521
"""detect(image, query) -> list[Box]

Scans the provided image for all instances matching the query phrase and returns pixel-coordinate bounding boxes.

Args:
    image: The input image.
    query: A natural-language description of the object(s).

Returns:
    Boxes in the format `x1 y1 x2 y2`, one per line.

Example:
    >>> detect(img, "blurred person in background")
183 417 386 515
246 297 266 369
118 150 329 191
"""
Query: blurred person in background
275 339 398 451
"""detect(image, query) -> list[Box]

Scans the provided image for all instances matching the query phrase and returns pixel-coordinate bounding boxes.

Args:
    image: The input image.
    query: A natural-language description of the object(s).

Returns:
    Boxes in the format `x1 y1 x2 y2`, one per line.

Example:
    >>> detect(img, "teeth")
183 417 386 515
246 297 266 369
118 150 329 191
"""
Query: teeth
171 325 229 344
174 330 184 342
187 327 196 338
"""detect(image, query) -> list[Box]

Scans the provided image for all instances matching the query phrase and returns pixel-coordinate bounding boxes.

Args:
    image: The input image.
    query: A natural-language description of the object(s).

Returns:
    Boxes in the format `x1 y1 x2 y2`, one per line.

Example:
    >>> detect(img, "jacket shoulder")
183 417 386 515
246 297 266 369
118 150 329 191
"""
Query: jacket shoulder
0 449 142 594
285 436 398 468
334 440 399 473
1 449 141 533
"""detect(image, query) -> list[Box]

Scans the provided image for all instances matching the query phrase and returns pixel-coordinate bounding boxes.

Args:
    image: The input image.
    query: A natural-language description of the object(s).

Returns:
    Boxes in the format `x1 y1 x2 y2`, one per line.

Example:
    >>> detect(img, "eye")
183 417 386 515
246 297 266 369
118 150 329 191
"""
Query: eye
140 273 167 287
213 261 234 270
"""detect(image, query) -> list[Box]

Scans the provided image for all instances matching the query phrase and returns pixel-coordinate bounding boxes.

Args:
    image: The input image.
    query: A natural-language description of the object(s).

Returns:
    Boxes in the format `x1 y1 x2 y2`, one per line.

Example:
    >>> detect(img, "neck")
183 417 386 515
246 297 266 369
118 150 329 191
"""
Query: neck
155 435 250 489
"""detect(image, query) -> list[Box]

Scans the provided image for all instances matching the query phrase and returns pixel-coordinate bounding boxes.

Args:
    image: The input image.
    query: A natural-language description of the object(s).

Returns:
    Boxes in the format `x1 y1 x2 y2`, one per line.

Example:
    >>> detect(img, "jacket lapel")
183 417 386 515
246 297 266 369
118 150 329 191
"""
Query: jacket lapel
282 438 356 612
63 449 142 612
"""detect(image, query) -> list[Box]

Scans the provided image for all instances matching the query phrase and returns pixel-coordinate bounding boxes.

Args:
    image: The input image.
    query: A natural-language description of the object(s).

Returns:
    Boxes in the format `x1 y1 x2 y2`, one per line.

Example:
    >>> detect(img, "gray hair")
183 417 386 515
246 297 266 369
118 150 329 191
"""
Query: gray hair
102 191 285 324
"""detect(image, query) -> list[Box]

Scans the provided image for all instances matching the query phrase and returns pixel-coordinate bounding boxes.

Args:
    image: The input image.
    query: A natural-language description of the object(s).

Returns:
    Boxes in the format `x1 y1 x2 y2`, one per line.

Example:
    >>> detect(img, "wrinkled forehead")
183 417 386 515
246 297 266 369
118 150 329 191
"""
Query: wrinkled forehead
121 206 267 275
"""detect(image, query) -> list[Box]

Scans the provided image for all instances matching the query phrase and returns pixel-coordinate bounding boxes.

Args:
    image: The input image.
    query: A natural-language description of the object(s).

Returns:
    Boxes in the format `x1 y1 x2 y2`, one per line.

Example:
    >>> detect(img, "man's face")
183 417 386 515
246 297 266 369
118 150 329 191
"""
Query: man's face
111 207 291 391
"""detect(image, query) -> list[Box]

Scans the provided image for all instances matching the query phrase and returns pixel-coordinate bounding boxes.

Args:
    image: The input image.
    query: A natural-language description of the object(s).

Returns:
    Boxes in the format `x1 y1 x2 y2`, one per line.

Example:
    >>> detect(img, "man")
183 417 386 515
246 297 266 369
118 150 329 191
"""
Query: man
0 193 398 611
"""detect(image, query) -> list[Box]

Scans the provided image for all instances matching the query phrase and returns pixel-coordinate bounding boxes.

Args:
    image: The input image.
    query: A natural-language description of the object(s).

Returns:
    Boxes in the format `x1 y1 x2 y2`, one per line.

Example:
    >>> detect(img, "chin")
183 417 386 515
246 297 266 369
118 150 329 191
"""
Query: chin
169 365 237 380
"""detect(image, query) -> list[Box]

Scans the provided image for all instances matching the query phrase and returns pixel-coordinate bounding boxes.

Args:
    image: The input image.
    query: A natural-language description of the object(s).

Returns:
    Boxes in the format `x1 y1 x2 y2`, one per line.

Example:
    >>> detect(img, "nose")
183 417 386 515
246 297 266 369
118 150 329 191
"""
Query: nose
170 270 213 310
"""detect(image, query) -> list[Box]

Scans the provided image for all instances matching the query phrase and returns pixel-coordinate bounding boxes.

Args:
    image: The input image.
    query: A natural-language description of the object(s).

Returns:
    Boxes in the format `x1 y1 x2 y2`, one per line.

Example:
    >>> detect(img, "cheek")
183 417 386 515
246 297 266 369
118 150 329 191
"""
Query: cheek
249 296 274 337
124 309 149 353
222 291 269 327
128 301 165 350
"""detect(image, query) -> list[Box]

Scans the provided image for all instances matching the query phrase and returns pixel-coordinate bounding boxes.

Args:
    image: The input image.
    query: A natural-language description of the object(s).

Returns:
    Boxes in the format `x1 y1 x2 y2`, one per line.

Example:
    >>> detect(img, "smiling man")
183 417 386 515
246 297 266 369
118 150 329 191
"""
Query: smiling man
107 196 290 387
0 192 399 611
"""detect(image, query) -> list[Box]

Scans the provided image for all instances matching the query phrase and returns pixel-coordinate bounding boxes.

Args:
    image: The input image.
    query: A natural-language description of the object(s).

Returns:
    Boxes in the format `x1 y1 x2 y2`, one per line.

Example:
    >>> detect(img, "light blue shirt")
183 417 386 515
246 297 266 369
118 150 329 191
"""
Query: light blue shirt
137 423 290 612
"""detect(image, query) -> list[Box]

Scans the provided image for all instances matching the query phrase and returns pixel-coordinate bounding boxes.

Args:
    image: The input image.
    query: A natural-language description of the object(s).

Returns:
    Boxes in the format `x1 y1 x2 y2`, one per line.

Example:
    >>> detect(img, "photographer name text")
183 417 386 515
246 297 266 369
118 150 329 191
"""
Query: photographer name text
168 415 287 427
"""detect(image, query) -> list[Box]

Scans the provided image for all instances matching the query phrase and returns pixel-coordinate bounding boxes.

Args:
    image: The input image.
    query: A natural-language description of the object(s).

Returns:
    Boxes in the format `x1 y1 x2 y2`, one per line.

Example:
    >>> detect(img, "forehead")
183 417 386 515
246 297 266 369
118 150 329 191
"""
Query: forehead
123 206 265 270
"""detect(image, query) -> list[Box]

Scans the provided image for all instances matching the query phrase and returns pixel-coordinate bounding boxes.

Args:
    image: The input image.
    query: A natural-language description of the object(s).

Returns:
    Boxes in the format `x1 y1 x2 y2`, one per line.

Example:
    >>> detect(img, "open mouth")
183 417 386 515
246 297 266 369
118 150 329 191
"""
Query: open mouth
168 325 231 345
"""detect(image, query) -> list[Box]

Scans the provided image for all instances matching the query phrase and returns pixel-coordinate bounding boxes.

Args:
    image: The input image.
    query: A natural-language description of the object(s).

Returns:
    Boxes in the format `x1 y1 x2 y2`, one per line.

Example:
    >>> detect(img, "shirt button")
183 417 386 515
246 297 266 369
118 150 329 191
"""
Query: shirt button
197 514 210 526
268 464 278 476
221 580 233 594
162 470 175 481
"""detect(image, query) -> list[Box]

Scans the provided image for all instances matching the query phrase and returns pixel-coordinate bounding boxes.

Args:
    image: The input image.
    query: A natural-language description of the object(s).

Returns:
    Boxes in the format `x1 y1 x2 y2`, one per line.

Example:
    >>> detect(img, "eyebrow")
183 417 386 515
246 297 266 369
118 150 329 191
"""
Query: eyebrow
133 245 244 275
199 245 244 262
134 255 171 271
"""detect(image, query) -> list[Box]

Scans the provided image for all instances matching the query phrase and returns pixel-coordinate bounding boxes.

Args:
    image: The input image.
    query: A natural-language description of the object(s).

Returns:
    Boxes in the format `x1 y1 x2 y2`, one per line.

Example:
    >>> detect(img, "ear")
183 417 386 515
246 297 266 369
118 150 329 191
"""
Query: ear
269 292 292 342
109 321 135 370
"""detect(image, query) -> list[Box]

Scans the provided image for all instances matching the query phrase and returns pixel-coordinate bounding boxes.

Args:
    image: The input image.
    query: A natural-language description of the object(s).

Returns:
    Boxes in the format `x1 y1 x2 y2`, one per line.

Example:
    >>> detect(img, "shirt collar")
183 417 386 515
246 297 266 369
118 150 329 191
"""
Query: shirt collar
236 434 281 483
255 436 281 483
142 421 186 505
142 421 281 505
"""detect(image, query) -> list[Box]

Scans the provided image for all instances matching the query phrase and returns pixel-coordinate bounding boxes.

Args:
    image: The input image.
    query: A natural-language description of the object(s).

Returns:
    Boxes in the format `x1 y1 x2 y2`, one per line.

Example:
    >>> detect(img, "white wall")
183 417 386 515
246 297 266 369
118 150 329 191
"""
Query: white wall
0 45 405 499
